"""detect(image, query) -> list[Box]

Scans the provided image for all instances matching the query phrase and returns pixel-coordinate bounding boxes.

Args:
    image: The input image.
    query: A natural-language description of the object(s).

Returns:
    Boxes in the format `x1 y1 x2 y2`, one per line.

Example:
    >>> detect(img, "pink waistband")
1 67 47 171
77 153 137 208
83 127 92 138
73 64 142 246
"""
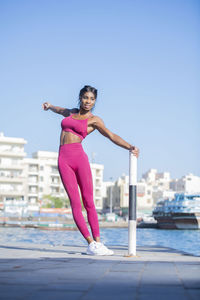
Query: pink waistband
59 142 83 148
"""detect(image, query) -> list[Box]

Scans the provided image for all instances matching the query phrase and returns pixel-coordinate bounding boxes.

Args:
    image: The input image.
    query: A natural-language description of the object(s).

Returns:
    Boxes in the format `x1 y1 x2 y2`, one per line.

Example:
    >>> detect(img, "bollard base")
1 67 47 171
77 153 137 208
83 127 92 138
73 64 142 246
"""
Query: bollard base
124 253 139 258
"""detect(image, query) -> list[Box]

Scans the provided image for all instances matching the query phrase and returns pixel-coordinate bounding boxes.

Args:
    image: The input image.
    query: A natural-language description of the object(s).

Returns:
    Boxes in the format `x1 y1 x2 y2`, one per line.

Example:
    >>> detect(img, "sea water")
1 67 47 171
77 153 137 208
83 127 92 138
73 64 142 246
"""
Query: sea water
0 227 199 256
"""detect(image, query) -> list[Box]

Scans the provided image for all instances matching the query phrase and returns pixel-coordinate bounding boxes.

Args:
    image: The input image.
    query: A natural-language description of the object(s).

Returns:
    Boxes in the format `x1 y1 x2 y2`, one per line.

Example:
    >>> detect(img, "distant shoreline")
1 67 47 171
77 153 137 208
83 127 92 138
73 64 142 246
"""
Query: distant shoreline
0 218 158 230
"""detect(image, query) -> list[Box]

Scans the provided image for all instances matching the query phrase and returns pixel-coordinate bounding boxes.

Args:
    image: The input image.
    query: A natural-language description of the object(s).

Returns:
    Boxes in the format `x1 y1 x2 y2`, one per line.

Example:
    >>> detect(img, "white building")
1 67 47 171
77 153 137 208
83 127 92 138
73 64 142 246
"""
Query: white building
23 151 65 206
170 173 200 194
142 168 170 190
23 152 105 210
142 169 200 205
103 175 128 212
103 174 154 212
142 169 171 205
102 180 114 211
0 132 27 209
142 168 157 183
0 133 105 211
90 163 104 211
137 179 154 210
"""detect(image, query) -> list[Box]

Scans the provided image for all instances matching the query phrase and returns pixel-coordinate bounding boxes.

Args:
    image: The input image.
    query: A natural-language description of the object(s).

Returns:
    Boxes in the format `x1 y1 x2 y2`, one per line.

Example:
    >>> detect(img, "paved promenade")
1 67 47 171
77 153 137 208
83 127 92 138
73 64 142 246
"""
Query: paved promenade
0 242 199 300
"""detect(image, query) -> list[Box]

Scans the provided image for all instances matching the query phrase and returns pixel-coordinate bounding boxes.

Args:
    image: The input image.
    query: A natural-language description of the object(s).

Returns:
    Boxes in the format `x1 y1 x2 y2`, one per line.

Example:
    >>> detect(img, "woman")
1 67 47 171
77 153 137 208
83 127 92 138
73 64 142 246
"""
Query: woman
42 85 139 256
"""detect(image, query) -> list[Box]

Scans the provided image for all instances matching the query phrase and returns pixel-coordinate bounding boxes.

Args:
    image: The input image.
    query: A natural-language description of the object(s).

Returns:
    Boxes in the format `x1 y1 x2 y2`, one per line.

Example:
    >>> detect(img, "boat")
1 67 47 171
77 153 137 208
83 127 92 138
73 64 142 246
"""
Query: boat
137 214 158 228
152 193 200 229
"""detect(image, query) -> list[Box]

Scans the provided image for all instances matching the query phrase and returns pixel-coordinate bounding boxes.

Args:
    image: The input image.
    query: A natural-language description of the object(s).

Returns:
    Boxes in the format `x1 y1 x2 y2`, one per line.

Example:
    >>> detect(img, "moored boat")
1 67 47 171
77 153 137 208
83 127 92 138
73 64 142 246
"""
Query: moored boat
152 193 200 229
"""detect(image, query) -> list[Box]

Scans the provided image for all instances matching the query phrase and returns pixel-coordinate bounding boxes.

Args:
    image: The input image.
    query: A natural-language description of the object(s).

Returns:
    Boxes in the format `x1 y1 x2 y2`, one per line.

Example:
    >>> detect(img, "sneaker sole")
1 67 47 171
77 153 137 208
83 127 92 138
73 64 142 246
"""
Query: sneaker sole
86 250 114 256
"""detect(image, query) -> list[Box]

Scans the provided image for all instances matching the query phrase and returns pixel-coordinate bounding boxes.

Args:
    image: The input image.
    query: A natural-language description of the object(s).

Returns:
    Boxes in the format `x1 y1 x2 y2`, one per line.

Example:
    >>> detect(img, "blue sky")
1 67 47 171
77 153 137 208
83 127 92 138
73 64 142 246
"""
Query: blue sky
0 0 199 181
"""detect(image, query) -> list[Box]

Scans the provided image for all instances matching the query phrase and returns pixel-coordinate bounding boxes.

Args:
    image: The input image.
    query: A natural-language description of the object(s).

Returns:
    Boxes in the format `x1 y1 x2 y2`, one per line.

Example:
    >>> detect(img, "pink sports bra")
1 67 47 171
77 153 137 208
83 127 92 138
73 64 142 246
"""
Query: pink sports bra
61 114 90 141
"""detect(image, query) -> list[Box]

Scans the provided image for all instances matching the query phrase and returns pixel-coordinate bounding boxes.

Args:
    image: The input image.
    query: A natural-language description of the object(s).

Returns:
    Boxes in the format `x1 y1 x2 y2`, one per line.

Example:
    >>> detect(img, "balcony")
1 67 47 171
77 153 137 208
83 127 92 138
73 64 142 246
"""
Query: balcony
0 150 26 158
28 192 38 196
95 181 101 187
28 175 38 184
28 168 39 174
0 176 24 183
0 164 23 170
94 195 102 200
95 186 102 192
50 192 61 197
50 171 59 176
95 170 102 177
0 190 24 196
50 182 60 187
28 181 38 186
51 177 60 185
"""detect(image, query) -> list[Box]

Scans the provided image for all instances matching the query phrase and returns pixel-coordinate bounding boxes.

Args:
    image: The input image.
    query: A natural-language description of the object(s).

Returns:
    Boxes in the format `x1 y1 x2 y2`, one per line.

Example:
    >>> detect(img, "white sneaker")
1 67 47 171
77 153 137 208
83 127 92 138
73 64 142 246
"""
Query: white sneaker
95 242 114 255
86 241 114 256
86 241 98 255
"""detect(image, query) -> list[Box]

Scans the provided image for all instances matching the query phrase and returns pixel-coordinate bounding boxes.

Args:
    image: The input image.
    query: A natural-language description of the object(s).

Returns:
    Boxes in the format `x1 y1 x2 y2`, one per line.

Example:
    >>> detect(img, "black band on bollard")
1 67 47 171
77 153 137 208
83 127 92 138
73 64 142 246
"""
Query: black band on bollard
129 185 137 220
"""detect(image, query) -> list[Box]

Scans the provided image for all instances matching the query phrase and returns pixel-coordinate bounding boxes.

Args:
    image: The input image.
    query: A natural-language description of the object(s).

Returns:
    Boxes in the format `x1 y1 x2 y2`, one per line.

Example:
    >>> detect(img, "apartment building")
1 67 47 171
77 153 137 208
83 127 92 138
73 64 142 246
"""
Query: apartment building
170 173 200 194
142 169 171 205
24 152 105 209
103 174 154 212
0 133 105 210
137 180 154 210
90 163 104 211
23 151 65 205
0 132 27 209
142 168 170 190
142 169 200 205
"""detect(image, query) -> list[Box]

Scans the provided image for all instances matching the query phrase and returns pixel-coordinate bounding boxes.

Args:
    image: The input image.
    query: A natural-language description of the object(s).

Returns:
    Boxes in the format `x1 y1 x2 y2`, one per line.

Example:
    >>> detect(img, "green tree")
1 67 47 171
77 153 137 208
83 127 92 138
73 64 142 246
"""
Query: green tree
42 194 86 211
42 194 70 208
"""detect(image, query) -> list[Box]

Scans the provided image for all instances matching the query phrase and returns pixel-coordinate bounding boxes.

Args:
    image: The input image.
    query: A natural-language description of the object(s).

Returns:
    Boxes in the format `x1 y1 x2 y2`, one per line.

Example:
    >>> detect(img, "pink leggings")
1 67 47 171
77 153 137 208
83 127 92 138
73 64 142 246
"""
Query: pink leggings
58 143 100 240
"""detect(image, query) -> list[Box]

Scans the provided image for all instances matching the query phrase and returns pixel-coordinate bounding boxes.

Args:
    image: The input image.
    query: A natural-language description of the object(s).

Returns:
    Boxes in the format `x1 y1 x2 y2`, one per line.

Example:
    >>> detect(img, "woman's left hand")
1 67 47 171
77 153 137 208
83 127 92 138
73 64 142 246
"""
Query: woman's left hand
129 145 140 158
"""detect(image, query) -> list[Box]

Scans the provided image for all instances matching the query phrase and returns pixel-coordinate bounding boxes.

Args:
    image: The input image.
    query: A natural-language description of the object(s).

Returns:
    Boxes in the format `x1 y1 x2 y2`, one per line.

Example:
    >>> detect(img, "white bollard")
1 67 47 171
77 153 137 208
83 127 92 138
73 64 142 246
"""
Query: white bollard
128 151 137 256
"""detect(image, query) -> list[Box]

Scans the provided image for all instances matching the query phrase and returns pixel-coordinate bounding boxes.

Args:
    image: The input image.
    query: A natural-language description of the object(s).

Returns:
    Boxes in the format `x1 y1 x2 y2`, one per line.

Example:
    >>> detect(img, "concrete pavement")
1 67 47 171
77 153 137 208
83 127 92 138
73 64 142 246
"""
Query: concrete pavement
0 242 199 300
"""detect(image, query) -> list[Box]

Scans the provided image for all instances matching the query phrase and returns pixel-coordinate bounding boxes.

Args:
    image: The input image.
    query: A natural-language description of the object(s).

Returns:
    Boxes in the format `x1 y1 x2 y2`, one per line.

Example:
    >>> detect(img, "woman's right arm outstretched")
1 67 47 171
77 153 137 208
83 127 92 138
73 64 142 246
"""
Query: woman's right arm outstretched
42 102 78 117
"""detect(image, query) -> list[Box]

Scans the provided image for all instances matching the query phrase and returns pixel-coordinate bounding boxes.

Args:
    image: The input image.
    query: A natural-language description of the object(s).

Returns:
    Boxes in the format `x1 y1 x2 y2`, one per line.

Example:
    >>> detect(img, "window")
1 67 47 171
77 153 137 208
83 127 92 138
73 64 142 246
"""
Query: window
51 177 59 184
51 166 58 173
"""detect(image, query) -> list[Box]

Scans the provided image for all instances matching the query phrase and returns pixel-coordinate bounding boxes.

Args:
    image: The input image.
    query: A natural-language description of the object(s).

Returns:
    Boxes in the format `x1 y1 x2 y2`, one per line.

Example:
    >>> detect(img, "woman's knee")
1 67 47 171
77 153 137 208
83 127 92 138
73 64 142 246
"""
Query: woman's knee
83 199 96 211
70 199 82 211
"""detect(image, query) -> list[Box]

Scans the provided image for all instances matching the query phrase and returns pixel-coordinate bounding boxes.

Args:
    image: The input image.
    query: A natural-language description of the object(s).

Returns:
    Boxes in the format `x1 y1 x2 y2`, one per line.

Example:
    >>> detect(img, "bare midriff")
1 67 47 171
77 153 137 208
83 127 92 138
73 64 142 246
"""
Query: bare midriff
60 131 82 145
59 115 95 146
